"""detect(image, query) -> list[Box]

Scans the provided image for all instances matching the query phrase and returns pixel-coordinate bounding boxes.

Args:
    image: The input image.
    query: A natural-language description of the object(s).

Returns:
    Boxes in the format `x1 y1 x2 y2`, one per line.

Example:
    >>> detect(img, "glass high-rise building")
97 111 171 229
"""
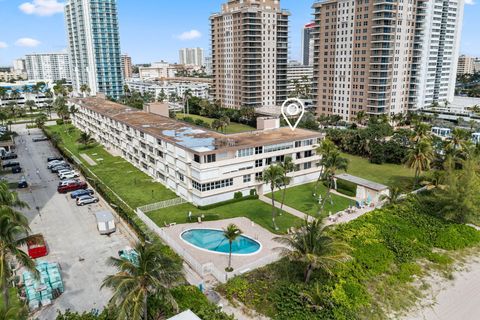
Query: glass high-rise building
65 0 124 99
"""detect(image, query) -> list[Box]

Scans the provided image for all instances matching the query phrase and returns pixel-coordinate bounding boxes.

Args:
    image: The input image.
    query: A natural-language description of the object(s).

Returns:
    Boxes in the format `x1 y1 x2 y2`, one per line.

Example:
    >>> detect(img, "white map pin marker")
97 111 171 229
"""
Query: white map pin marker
281 98 305 131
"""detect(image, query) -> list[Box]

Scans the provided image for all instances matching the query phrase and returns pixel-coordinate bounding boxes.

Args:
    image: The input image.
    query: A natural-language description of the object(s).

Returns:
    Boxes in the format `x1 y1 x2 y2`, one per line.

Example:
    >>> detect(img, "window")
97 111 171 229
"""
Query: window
255 159 263 168
295 141 302 148
148 156 155 164
264 142 293 153
193 154 200 163
255 172 263 180
139 132 144 139
243 175 251 183
157 139 162 146
255 146 263 154
304 150 313 158
237 148 254 157
178 173 184 182
192 178 233 192
157 150 164 158
304 162 312 170
204 154 216 163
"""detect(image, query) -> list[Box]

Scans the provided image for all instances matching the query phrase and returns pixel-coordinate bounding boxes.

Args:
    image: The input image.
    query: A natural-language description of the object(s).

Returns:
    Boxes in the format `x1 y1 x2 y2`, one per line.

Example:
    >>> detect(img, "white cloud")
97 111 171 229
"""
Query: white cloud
19 0 64 16
465 0 475 4
176 29 202 41
15 38 41 47
0 42 7 49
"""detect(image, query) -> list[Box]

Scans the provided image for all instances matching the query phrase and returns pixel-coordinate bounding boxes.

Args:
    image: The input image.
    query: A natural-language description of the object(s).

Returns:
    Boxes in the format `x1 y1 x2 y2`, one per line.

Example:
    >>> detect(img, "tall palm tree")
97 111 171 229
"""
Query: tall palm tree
0 182 35 309
319 151 349 214
279 157 294 211
412 123 432 142
219 115 230 133
35 113 48 129
80 84 90 97
354 111 367 125
261 165 285 231
405 139 434 188
101 242 182 320
223 224 242 272
183 89 192 114
274 218 351 283
314 139 337 190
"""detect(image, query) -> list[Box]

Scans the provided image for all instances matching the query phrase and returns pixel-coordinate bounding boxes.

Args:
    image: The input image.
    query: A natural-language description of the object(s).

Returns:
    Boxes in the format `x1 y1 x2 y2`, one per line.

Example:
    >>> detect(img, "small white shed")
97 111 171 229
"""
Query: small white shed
95 211 116 235
334 173 390 205
167 310 201 320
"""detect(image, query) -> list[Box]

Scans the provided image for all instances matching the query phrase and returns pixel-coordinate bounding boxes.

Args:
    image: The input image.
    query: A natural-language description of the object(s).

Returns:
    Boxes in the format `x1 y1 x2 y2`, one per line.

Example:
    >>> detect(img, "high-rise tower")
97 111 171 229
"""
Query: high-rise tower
65 0 124 99
210 0 290 109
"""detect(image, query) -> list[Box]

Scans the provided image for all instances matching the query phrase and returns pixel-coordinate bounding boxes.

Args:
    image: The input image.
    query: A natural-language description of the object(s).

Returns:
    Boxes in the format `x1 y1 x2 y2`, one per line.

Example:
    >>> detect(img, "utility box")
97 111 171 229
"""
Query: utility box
95 211 116 235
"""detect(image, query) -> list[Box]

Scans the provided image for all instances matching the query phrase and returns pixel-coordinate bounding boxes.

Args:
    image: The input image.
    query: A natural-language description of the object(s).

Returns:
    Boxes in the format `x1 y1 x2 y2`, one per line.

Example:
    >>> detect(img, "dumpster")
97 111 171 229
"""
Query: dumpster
95 211 116 235
27 234 48 259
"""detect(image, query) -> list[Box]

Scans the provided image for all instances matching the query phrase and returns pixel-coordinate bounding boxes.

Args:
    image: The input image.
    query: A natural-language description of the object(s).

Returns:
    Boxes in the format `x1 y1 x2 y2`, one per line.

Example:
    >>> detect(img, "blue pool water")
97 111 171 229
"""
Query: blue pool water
181 229 261 254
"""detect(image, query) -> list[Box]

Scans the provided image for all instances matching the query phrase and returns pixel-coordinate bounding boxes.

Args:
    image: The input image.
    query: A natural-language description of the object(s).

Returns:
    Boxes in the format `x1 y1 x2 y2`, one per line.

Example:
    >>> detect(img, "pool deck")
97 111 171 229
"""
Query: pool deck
161 217 283 282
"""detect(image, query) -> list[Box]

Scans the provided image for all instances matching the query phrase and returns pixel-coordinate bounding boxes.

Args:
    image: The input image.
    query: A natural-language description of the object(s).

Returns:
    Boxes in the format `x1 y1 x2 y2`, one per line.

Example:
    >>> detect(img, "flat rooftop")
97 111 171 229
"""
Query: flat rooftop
70 97 321 154
335 173 389 191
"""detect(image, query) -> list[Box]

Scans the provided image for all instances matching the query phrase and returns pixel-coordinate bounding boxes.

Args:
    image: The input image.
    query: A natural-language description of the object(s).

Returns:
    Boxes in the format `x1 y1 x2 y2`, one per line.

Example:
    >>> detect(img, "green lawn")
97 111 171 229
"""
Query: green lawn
45 125 178 208
341 153 416 191
147 199 302 234
175 113 255 134
267 182 353 217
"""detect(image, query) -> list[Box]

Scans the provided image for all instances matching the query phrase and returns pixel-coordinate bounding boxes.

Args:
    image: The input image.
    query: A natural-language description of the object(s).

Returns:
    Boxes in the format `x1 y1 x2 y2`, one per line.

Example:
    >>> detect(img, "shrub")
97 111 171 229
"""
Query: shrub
56 119 64 125
233 191 243 199
250 188 257 196
197 195 259 210
182 117 194 124
369 141 385 164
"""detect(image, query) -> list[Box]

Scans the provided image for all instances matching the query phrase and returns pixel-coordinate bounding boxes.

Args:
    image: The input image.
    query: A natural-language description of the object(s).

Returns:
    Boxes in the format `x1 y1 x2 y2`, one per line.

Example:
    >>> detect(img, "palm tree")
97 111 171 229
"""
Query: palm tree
354 111 367 125
77 132 95 146
405 139 434 188
379 186 402 206
211 119 223 132
261 165 285 231
101 242 182 320
412 122 432 142
319 151 349 214
80 84 90 97
223 224 242 272
183 89 192 114
279 157 294 211
219 115 230 133
314 139 337 189
274 218 351 283
0 182 36 309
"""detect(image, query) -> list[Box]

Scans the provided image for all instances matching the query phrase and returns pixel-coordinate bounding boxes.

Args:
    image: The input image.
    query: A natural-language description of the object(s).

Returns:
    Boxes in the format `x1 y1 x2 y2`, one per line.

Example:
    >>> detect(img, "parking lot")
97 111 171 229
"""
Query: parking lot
5 124 134 319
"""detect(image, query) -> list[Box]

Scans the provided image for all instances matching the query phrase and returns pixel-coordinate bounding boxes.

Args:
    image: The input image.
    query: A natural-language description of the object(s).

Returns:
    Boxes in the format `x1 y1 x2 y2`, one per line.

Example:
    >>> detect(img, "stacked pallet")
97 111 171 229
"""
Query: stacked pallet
23 261 64 311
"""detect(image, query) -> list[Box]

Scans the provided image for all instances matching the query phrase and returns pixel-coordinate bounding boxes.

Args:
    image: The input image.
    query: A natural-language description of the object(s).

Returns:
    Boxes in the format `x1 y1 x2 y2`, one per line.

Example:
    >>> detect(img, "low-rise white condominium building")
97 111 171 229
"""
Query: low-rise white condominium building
70 96 322 206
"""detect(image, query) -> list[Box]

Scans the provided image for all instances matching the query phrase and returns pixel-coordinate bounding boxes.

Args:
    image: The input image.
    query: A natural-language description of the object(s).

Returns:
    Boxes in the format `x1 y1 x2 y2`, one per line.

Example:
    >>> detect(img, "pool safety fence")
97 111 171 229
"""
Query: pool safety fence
138 197 188 213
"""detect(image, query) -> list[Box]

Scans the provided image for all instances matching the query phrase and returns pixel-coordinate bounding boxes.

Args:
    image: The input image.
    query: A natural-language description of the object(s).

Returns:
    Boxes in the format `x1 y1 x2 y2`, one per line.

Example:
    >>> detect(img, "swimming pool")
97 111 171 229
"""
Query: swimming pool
181 229 261 255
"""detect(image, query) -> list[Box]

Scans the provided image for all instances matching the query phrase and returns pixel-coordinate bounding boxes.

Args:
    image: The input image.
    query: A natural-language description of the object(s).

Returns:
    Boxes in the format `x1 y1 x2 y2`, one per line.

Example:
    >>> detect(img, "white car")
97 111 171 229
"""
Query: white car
57 169 73 176
59 171 80 180
48 160 65 169
76 195 99 206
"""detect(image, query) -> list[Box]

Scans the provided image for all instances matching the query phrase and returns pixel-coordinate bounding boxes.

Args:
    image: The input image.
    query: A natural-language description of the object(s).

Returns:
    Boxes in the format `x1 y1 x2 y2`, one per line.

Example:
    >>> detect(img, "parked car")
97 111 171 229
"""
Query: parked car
57 169 74 177
59 171 80 180
51 165 72 173
11 166 22 174
3 161 20 169
48 160 65 169
70 189 94 199
47 156 63 162
76 195 99 206
1 152 18 160
58 179 79 186
18 176 28 188
57 181 87 193
33 136 49 142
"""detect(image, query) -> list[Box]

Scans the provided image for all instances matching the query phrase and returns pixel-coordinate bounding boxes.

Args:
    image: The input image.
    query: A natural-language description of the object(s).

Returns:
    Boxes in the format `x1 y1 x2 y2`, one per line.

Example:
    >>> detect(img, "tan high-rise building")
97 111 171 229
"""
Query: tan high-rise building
121 54 133 79
210 0 289 109
457 55 475 75
312 0 465 121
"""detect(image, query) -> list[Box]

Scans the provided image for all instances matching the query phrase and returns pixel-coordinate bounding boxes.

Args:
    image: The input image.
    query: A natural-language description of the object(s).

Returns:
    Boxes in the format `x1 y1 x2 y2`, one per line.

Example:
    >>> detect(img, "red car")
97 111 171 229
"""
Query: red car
57 181 88 193
27 234 48 259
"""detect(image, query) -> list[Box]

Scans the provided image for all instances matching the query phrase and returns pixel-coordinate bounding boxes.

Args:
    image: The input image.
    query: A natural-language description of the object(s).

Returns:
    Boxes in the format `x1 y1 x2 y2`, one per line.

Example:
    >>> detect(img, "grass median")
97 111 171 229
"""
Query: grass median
44 124 178 208
266 182 353 217
147 199 302 234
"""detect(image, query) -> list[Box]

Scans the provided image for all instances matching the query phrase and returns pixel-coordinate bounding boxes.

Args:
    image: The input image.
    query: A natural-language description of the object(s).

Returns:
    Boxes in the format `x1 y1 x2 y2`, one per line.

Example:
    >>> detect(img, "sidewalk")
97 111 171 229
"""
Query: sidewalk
258 195 313 222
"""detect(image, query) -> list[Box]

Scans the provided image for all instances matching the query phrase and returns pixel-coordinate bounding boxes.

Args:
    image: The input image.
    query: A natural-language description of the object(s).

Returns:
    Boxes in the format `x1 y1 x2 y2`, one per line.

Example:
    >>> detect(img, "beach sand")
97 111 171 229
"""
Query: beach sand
406 257 480 320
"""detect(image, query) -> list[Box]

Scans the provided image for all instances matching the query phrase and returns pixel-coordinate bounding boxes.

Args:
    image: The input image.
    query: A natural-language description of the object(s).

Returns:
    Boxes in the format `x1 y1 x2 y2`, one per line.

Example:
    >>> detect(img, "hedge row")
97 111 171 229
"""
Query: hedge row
336 178 357 197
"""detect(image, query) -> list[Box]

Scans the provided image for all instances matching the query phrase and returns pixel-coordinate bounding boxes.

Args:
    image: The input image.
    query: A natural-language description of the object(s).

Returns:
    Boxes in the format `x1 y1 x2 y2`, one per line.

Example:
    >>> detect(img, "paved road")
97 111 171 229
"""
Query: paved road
6 124 133 319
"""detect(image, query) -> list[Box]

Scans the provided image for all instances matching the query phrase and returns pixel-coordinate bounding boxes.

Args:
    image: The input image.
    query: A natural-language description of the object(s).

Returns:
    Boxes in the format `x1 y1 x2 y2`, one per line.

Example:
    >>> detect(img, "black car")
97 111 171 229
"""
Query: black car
47 156 63 162
2 161 20 169
1 153 18 160
18 177 28 188
12 166 22 174
51 165 72 173
33 136 49 142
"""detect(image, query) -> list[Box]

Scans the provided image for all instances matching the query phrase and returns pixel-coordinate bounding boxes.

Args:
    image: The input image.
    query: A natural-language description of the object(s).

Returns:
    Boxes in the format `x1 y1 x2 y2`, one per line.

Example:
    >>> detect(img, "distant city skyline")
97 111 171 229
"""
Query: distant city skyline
0 0 479 66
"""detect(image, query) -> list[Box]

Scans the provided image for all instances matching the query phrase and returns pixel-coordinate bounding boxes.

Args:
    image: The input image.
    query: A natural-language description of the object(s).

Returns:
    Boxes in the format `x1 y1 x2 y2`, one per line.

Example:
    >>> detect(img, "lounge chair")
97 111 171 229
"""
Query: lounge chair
197 217 202 224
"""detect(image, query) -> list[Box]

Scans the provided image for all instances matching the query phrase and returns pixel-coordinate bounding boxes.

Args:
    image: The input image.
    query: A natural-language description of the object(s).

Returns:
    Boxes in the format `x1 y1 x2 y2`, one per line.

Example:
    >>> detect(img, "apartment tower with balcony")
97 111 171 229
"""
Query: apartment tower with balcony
64 0 124 99
312 0 464 121
210 0 289 109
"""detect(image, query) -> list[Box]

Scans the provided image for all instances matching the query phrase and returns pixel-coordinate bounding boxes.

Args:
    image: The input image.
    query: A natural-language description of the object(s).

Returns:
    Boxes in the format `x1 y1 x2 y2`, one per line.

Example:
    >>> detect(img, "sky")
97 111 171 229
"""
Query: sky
0 0 479 67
